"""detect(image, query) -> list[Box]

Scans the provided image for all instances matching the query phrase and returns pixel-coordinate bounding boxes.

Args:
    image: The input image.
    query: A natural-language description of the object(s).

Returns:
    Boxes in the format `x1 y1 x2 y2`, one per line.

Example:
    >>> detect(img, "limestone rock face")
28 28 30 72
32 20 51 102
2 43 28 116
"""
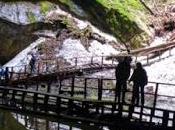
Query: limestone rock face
1 0 173 65
0 1 56 64
0 2 43 24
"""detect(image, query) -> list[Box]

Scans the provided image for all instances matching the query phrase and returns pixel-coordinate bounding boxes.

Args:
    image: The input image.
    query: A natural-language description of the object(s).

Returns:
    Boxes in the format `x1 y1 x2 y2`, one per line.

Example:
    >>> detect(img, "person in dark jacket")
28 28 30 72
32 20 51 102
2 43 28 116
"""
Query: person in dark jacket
29 54 36 73
129 62 148 106
4 67 9 84
115 56 132 104
0 67 4 84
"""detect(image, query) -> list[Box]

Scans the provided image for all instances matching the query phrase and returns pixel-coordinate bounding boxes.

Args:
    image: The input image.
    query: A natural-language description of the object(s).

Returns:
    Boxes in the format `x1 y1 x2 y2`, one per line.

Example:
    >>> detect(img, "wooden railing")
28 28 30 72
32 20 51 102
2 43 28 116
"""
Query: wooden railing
0 77 175 128
2 40 175 83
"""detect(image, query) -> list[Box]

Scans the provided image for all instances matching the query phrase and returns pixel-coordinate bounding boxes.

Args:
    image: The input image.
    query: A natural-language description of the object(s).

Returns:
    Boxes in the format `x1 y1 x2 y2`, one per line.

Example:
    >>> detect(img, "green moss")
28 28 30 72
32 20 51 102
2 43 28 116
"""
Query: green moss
96 0 144 20
59 0 149 48
27 11 36 23
94 0 147 46
40 1 53 15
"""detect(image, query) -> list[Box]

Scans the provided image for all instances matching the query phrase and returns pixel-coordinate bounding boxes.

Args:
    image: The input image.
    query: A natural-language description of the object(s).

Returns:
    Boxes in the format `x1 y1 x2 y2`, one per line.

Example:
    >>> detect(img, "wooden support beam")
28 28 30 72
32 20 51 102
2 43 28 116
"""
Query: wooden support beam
44 95 49 112
162 110 169 127
71 77 75 97
84 78 87 99
150 83 159 122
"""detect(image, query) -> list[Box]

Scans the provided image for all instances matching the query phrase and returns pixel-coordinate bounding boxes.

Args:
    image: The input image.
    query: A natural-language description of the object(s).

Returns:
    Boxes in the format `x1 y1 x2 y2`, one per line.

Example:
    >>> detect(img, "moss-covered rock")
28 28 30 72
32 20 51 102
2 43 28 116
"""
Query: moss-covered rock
0 0 158 64
55 0 151 48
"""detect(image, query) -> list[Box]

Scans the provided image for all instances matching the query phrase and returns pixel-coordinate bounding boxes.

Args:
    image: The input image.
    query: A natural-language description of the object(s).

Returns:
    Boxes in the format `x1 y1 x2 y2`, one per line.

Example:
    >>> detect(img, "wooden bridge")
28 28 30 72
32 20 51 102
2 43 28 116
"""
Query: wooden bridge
5 40 175 83
0 76 175 129
1 40 175 129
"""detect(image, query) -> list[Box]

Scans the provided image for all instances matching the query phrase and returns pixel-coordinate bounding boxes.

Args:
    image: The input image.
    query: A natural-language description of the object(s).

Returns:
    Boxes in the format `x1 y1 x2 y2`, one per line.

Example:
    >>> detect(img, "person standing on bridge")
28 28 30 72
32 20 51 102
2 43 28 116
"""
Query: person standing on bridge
115 56 132 104
29 54 36 73
129 62 148 106
4 67 9 84
0 66 4 84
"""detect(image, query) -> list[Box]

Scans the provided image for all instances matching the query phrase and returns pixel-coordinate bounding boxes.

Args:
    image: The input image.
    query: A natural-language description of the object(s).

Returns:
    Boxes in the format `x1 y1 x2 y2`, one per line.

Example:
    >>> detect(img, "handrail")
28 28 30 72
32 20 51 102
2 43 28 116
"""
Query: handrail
1 76 175 127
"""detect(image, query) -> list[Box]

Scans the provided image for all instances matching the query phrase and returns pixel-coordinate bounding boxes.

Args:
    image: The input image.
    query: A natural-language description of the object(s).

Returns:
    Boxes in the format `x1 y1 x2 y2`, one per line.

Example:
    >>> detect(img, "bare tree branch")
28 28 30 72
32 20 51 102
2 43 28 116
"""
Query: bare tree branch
139 0 155 15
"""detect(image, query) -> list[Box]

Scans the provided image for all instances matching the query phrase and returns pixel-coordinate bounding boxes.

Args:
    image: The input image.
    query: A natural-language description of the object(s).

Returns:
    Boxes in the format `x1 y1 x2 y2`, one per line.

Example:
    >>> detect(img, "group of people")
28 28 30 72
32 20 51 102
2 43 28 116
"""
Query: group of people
0 53 36 85
115 56 148 106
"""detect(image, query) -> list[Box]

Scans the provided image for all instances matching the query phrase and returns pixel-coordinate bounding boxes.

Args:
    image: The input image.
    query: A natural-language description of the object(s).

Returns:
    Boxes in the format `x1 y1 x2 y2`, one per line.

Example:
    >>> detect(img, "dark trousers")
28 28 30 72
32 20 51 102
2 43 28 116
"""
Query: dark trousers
116 80 127 103
132 83 145 106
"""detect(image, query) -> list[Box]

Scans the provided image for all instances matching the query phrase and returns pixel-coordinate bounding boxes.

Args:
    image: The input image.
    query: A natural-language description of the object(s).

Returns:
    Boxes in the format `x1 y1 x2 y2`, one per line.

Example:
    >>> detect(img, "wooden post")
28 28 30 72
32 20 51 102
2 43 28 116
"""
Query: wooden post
101 55 104 66
101 104 104 115
56 59 59 71
37 62 40 74
147 54 149 64
21 92 26 109
84 78 87 99
162 110 169 127
47 83 51 93
91 57 94 64
71 77 75 97
44 95 49 112
68 99 73 114
111 103 115 114
17 73 21 81
139 106 144 122
128 105 134 119
36 80 39 91
135 56 138 63
173 112 175 127
96 78 103 114
169 47 172 56
46 61 48 72
24 65 27 75
75 58 78 66
158 51 161 60
33 93 37 111
10 67 14 80
25 83 28 89
59 79 62 94
112 58 114 64
150 83 159 122
56 97 61 114
11 90 16 106
98 78 103 101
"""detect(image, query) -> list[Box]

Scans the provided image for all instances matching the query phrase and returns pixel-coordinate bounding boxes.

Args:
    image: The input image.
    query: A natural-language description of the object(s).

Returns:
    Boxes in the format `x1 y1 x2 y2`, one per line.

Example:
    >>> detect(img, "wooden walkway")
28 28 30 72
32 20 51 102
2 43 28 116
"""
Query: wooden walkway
4 40 175 85
1 41 175 129
0 77 175 129
8 63 116 85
